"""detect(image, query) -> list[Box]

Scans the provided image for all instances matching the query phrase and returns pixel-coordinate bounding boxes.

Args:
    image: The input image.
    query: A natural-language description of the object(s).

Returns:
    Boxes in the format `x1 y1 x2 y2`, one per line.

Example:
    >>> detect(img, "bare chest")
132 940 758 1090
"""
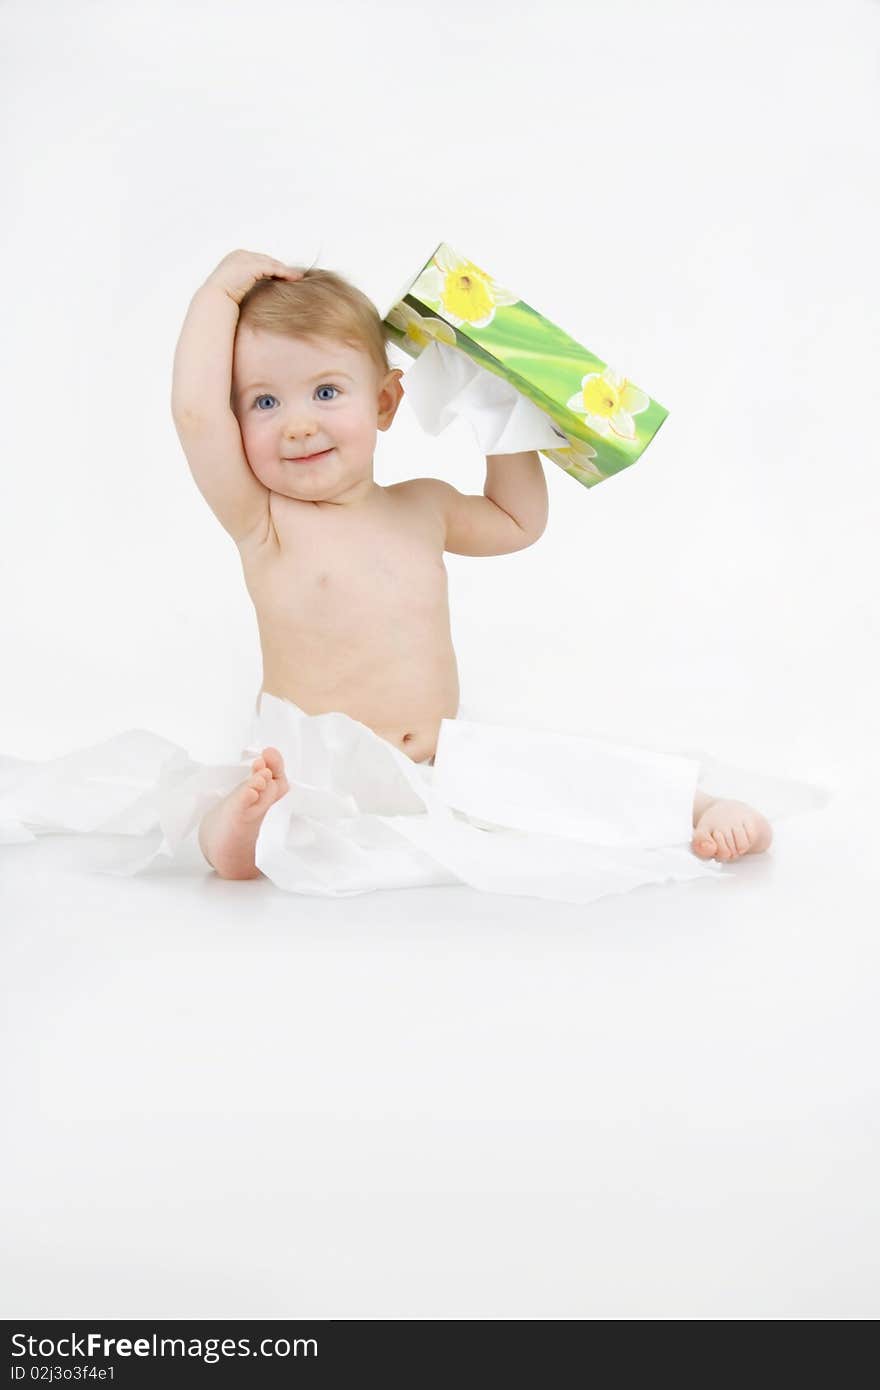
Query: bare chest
242 494 448 634
234 487 459 761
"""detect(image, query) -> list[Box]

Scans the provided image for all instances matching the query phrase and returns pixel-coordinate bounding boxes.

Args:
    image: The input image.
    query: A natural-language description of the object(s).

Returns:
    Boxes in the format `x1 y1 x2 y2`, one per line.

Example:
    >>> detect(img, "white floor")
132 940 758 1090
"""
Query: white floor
1 770 877 1320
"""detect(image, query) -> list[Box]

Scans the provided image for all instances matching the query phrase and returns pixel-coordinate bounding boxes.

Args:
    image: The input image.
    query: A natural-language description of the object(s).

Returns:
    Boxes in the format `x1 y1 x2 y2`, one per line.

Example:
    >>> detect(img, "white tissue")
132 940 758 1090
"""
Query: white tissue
0 697 831 907
403 340 568 454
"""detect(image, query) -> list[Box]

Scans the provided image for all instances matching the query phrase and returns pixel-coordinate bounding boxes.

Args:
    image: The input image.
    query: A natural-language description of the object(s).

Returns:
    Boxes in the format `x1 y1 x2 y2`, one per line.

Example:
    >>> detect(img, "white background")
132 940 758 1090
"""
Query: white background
2 0 877 780
2 0 878 1321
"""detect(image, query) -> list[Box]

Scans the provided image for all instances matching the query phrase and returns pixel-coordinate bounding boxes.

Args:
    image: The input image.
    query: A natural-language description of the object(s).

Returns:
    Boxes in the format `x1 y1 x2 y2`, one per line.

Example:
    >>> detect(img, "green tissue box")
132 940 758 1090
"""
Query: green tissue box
383 241 668 489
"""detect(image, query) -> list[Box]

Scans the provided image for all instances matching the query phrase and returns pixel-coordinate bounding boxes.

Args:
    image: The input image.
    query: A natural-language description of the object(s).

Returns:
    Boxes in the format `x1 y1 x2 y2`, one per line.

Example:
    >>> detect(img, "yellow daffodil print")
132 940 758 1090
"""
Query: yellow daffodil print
566 367 650 442
411 245 519 329
543 436 605 486
385 302 458 353
385 241 668 492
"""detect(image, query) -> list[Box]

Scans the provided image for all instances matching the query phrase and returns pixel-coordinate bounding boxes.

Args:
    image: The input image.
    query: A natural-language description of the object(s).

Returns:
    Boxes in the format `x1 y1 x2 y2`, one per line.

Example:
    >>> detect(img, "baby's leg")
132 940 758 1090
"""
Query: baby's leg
198 748 289 880
691 788 773 861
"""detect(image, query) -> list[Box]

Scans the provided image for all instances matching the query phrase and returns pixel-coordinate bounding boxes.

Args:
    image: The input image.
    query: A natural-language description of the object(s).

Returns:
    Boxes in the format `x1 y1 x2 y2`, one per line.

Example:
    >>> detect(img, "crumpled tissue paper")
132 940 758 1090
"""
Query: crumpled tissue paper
402 339 568 455
0 695 831 907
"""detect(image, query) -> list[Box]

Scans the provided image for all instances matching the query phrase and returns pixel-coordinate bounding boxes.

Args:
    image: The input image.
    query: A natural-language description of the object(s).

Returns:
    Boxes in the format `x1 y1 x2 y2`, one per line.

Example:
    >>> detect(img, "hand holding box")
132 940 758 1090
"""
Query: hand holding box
383 242 668 490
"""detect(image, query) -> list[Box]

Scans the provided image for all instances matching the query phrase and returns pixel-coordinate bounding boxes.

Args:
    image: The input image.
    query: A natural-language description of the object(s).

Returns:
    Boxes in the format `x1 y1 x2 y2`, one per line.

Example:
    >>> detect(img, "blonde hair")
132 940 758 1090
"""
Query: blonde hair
236 266 393 382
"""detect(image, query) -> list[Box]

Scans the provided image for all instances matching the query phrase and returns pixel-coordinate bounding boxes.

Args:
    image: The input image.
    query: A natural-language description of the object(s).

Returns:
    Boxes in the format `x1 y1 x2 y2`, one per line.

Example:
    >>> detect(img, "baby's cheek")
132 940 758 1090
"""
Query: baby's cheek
238 432 265 474
347 407 379 439
240 424 264 459
249 459 278 493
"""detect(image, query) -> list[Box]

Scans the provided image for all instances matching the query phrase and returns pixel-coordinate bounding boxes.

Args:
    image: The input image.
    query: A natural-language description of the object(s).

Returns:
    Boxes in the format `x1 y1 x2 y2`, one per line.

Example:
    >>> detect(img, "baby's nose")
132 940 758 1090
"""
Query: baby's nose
284 418 317 437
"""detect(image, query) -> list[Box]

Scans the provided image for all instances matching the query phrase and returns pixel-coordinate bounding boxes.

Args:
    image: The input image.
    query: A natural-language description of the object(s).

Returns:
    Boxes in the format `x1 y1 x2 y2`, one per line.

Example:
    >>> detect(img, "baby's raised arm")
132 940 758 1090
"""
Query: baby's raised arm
171 250 301 543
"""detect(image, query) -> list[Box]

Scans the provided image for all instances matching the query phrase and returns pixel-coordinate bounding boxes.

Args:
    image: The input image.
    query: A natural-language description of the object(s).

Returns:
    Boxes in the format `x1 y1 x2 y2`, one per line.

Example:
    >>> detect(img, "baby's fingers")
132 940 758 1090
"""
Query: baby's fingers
269 258 304 280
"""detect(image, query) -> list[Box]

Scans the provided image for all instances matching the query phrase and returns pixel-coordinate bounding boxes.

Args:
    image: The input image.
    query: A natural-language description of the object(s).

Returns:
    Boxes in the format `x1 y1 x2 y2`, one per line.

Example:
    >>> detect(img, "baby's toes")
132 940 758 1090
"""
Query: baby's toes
692 834 717 858
747 812 773 853
236 769 269 818
248 767 272 799
731 822 752 856
260 746 285 779
257 748 289 800
712 829 733 861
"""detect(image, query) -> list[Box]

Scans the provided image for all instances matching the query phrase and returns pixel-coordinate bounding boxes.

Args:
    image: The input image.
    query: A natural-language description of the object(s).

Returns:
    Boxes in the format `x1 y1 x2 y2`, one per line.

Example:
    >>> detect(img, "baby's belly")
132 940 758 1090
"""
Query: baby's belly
257 618 461 765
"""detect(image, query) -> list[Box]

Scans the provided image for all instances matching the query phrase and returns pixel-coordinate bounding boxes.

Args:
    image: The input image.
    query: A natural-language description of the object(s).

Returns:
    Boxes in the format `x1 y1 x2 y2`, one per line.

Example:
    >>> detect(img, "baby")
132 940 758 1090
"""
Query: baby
171 249 772 881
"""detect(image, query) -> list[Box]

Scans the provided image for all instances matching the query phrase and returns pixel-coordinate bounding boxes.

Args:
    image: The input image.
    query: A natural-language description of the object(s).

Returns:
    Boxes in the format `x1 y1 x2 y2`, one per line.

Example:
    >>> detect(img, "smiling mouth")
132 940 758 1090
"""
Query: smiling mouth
284 448 332 463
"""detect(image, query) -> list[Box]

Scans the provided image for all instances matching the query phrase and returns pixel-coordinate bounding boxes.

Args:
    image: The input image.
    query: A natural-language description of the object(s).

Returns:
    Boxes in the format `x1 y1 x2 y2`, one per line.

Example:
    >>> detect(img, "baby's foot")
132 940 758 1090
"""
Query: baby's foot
692 797 773 862
198 747 290 880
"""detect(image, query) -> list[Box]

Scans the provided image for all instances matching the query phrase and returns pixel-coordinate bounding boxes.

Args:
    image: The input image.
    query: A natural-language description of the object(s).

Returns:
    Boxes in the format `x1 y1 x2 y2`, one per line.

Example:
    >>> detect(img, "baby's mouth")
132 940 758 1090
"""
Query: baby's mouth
283 448 333 464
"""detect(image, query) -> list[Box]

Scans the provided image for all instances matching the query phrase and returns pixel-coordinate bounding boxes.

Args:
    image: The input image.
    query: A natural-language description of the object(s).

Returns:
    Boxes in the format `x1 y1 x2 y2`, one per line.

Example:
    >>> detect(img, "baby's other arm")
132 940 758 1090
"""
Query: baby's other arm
408 452 549 556
170 251 300 544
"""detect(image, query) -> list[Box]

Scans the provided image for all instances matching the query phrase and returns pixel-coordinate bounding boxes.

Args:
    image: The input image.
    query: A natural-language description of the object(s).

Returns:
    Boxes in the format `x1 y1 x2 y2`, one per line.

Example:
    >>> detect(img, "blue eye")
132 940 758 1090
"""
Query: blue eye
253 385 339 409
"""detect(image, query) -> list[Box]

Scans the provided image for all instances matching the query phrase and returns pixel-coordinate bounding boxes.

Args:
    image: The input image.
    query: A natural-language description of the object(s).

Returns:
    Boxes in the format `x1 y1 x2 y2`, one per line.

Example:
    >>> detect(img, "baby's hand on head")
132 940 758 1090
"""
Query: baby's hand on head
203 249 304 306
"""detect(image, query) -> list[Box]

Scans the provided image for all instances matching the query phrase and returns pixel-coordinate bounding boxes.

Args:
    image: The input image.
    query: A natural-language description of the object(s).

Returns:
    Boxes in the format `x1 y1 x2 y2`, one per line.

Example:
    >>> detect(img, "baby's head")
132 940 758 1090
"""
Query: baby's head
231 267 403 506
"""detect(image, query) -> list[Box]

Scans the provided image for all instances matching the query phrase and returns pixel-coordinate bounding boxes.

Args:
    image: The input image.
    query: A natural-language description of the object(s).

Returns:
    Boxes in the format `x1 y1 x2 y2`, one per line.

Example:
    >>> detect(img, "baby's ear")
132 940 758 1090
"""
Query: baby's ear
378 368 405 430
385 367 405 397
